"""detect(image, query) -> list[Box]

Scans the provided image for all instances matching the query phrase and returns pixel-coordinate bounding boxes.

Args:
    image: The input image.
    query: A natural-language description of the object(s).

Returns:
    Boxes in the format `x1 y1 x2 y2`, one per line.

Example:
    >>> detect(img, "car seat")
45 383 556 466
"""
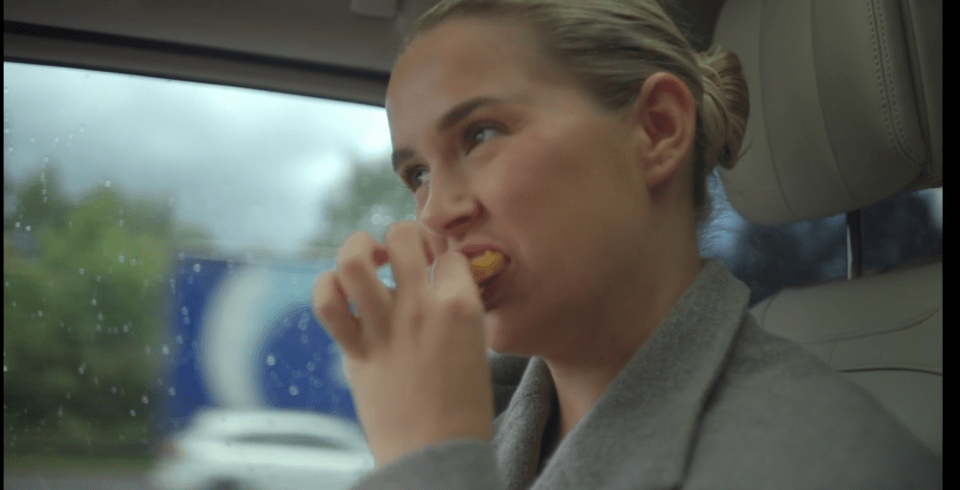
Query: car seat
712 0 941 458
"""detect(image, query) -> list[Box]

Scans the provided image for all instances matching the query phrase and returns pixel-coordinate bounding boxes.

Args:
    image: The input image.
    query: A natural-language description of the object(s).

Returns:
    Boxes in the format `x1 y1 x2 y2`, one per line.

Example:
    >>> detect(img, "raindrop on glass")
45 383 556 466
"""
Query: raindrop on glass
93 377 99 386
122 323 129 333
98 312 103 321
79 268 84 275
2 365 7 372
183 316 190 326
175 335 183 345
289 385 300 396
30 137 36 143
161 344 170 355
193 263 201 273
14 222 19 228
141 394 149 404
91 298 97 306
37 310 43 317
78 364 85 375
57 406 63 417
24 225 31 232
129 409 136 417
178 252 185 261
180 306 188 316
266 354 276 366
168 387 176 396
104 180 111 188
111 386 117 394
306 361 316 372
118 219 124 227
95 324 101 332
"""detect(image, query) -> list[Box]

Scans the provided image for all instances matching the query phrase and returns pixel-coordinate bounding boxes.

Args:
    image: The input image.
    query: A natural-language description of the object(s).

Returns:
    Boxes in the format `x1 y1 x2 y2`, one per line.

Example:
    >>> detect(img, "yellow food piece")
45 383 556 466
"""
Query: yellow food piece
470 250 504 283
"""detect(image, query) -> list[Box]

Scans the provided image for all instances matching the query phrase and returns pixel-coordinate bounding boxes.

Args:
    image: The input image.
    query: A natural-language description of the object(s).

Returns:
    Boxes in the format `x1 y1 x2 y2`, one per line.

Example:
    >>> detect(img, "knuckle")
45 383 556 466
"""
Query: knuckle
394 299 425 327
317 301 343 327
384 220 419 244
441 290 482 319
337 232 377 263
338 252 370 279
312 276 338 320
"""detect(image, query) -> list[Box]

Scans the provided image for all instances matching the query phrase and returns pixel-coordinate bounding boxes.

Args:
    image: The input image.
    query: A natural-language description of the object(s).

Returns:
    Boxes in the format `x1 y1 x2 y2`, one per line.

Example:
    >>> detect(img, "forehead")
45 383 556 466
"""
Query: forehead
385 17 563 129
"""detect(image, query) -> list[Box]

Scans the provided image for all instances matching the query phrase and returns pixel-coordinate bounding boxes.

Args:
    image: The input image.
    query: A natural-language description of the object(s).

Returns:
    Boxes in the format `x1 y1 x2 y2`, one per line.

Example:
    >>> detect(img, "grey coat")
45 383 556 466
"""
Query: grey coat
351 259 941 489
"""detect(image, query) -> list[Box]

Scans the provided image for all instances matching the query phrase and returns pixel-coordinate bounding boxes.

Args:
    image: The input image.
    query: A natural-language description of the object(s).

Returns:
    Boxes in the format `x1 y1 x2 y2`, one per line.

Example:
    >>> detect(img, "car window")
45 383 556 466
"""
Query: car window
2 59 942 482
701 173 942 306
3 61 399 477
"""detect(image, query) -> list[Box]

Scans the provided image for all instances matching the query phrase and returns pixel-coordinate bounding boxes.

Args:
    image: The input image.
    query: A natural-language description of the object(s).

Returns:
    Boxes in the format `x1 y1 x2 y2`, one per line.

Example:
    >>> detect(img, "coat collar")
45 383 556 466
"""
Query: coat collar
492 259 751 490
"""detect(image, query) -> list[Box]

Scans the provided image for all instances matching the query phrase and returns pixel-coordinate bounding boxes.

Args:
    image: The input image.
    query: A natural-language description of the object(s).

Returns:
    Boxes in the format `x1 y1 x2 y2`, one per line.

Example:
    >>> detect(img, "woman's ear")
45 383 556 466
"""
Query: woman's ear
629 72 697 189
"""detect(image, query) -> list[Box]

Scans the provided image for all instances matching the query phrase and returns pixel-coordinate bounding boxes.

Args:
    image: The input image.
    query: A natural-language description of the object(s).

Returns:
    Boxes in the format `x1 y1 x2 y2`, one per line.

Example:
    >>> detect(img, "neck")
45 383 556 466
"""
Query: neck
543 234 702 443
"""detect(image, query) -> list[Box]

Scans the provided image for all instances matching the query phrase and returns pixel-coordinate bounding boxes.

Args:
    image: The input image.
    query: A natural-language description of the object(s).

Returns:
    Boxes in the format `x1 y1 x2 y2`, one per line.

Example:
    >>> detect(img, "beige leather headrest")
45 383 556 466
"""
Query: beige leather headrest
713 0 941 225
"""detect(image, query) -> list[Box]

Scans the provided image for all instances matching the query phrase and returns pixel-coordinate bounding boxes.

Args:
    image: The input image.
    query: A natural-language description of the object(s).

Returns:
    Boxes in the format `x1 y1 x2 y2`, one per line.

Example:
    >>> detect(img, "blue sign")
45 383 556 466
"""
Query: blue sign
157 255 393 434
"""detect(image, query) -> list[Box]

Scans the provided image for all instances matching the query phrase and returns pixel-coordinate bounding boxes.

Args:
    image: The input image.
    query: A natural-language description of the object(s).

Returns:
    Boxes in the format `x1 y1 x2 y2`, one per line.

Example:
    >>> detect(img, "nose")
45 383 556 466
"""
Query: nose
419 167 480 239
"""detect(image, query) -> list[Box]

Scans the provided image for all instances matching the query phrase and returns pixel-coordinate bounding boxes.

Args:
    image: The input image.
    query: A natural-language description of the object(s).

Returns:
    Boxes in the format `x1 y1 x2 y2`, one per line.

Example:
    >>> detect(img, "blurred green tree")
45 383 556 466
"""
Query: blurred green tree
3 164 213 454
299 155 415 261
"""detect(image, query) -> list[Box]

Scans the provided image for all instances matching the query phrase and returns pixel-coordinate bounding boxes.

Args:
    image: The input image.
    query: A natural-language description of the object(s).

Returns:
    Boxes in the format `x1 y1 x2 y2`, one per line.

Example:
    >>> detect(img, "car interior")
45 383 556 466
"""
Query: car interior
4 0 942 483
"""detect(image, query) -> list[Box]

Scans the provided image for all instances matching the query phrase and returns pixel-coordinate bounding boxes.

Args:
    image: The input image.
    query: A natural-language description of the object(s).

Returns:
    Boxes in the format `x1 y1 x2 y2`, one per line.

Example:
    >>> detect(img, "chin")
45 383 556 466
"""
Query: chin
483 311 542 357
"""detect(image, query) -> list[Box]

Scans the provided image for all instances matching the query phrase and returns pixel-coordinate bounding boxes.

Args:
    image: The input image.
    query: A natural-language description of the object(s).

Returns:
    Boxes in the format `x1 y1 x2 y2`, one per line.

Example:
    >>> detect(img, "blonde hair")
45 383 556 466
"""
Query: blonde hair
400 0 750 225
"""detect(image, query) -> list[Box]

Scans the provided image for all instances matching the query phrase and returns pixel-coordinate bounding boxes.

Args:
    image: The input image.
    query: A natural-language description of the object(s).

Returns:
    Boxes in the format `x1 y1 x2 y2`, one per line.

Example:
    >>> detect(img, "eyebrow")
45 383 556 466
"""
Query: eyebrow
392 95 508 173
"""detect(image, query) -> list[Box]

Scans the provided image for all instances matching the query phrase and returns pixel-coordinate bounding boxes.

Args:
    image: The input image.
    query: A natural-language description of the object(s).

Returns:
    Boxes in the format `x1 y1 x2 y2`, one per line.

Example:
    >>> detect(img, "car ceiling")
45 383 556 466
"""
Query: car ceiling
4 0 726 106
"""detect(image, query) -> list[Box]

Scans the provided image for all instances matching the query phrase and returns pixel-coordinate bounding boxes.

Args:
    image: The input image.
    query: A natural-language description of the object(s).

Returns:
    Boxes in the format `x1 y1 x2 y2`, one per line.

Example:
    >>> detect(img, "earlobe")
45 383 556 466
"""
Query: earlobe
633 72 696 188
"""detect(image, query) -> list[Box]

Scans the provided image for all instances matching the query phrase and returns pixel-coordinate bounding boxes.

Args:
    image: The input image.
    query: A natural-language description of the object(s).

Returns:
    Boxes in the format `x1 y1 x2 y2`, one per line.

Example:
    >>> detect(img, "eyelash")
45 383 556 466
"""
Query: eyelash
400 164 429 191
464 123 501 151
399 122 503 191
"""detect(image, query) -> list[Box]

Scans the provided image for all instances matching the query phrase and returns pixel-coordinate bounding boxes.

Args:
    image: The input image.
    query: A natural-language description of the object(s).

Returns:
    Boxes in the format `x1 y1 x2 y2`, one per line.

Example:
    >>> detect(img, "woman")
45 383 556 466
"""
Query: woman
312 0 940 488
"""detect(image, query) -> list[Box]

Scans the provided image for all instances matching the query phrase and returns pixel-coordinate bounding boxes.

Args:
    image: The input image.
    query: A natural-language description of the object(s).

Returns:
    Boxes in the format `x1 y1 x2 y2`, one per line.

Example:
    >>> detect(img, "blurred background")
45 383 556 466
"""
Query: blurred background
3 60 941 489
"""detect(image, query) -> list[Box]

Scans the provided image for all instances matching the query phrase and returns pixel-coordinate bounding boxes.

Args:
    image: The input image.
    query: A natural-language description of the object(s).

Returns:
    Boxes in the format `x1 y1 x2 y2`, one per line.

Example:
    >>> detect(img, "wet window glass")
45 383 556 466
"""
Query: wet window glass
2 59 942 487
3 61 401 484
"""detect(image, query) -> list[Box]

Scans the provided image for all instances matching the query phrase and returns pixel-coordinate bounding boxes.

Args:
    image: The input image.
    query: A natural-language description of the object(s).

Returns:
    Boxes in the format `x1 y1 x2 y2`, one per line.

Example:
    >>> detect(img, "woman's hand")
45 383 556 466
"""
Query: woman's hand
312 221 494 467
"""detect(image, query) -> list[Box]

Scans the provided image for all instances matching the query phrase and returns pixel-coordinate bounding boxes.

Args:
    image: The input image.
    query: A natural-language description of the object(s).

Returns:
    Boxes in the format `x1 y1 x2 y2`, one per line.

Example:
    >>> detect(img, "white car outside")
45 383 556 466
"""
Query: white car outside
149 408 374 490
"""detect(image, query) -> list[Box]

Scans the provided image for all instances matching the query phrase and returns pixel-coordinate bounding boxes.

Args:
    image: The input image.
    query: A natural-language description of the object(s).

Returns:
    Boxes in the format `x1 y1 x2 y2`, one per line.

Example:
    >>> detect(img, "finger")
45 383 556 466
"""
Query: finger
337 232 393 344
431 251 484 315
429 252 486 353
313 271 365 358
384 222 430 295
423 231 448 267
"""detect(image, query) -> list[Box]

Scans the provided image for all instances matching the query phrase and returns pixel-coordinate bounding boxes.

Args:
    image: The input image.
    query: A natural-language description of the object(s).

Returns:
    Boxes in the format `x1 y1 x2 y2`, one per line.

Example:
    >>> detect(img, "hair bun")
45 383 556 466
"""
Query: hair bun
696 45 750 171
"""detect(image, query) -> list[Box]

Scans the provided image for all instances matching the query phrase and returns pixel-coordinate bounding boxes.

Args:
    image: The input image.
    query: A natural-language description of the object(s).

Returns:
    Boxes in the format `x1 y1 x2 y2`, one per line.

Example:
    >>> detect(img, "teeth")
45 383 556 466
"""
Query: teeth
470 250 505 284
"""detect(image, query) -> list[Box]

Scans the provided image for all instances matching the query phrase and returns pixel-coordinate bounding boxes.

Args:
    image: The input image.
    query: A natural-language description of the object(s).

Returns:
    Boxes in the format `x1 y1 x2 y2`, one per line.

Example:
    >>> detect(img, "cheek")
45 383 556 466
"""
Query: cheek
485 132 582 218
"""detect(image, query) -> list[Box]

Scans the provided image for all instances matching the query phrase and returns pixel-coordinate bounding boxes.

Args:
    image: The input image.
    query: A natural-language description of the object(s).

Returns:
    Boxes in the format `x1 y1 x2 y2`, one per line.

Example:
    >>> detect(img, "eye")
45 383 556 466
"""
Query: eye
400 164 430 191
465 124 500 150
